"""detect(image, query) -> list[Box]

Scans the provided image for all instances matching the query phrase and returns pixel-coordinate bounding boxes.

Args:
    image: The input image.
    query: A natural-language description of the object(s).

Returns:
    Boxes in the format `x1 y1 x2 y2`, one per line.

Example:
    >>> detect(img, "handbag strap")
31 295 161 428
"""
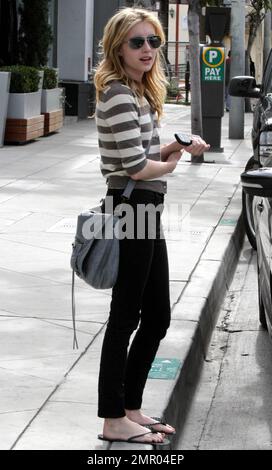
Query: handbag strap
72 269 79 349
71 110 155 349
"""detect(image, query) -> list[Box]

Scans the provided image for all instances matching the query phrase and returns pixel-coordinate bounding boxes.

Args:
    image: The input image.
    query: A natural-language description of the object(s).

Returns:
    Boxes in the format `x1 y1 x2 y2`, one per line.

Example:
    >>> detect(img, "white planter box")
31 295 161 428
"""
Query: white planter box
7 91 42 119
0 72 10 146
41 88 62 113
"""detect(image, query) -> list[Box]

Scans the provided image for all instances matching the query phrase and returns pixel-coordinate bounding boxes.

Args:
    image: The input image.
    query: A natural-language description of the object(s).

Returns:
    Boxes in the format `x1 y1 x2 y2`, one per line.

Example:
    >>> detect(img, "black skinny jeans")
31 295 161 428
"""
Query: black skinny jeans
98 189 171 418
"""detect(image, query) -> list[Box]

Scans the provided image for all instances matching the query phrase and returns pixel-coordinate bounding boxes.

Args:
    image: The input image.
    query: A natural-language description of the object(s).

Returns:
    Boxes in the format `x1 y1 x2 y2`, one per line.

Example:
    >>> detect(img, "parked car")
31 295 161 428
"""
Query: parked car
230 56 272 336
240 168 272 337
229 50 272 250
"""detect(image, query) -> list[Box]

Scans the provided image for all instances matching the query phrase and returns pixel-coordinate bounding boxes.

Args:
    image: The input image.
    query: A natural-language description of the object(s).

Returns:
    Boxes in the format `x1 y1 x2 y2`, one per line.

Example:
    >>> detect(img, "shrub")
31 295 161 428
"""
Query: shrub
41 67 58 89
166 80 180 98
0 65 40 93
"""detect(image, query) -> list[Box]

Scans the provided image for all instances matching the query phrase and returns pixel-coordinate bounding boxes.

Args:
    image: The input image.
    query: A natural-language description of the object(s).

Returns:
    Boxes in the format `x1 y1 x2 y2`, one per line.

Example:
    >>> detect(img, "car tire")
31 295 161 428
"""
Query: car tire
242 156 259 250
258 270 267 330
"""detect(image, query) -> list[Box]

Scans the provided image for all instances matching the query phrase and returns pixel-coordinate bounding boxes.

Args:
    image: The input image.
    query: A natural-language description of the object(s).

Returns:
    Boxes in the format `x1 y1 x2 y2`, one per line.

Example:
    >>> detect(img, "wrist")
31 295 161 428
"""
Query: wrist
161 141 180 160
169 141 181 152
165 160 176 172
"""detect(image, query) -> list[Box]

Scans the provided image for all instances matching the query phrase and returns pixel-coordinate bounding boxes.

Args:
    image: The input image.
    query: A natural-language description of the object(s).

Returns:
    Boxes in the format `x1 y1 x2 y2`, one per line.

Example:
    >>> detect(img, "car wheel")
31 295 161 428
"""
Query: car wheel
258 271 267 330
242 156 259 250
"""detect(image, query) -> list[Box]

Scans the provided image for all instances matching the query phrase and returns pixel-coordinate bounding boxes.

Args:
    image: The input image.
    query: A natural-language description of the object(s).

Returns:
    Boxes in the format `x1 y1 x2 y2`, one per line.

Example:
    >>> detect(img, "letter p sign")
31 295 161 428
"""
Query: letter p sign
209 50 218 64
202 47 224 68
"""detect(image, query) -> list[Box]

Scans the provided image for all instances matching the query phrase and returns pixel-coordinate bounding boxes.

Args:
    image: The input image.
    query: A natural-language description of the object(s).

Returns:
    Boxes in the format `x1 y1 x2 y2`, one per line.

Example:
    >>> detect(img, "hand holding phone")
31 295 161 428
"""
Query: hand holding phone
174 133 192 147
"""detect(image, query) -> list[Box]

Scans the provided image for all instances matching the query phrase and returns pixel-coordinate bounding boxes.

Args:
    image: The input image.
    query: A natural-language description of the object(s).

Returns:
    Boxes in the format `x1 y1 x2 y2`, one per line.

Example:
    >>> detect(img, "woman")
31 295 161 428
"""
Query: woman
94 7 209 445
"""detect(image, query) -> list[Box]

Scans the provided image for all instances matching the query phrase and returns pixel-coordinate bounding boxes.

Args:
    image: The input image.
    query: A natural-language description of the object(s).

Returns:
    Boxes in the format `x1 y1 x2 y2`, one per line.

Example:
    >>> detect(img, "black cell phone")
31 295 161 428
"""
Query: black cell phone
174 133 192 146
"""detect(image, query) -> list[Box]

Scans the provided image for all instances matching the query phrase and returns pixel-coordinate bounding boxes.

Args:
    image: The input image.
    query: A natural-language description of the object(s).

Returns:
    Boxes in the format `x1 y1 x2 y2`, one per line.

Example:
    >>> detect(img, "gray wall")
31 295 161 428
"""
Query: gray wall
58 0 94 81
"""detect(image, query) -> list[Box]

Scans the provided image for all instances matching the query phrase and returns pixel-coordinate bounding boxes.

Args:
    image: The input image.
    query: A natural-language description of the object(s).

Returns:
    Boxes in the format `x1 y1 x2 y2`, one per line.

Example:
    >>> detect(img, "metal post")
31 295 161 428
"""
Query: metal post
175 3 180 77
185 61 190 105
229 0 245 139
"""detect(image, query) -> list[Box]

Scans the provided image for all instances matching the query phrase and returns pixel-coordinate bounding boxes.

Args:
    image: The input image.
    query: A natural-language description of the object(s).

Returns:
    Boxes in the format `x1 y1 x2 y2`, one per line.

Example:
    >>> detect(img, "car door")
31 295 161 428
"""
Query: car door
252 50 272 164
255 197 272 321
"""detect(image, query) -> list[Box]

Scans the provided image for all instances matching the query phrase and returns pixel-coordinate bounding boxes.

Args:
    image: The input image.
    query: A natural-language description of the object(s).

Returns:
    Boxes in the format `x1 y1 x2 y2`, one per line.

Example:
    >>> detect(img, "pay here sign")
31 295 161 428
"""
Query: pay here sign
201 47 225 82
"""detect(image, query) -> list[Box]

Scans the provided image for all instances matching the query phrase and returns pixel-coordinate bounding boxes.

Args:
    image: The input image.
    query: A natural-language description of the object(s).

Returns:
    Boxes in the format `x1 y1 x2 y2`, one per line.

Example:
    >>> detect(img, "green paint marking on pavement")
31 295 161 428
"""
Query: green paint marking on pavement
219 218 237 226
148 358 181 380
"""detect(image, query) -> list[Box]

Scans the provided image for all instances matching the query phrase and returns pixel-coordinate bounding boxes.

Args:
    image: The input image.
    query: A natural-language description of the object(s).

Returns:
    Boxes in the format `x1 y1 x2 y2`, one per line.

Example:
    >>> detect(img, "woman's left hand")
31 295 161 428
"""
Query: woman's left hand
161 136 210 161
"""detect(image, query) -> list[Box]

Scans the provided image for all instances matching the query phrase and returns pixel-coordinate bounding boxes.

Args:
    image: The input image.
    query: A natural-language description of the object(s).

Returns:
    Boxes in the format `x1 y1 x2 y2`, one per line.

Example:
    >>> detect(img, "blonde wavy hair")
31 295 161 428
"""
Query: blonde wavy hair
94 7 167 120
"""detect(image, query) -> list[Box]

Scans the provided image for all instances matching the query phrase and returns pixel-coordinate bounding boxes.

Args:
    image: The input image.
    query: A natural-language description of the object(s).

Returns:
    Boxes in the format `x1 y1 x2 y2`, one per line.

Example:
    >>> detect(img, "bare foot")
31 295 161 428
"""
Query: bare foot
102 416 165 444
125 409 175 435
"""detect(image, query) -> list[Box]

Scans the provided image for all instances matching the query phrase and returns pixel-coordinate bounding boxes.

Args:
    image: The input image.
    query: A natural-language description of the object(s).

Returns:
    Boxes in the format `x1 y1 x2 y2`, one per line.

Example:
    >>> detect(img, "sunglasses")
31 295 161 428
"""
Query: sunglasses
125 35 162 50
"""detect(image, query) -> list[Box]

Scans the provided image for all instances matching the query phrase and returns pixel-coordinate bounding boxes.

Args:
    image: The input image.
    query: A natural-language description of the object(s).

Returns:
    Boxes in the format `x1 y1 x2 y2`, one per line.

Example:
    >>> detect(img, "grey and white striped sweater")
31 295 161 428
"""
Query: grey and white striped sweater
95 81 167 194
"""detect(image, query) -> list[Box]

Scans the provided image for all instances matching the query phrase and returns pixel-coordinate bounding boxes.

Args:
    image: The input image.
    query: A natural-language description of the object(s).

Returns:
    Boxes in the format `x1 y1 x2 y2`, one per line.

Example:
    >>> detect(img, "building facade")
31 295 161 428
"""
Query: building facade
0 1 270 116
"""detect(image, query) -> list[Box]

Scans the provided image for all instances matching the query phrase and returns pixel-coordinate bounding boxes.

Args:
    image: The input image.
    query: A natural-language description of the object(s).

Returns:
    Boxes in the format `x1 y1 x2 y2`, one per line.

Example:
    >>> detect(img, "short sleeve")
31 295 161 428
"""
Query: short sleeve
97 83 148 175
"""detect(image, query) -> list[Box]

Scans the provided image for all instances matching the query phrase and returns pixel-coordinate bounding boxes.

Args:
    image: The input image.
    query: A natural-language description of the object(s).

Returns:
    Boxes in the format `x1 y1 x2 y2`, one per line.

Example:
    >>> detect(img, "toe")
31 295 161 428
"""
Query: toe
149 422 175 434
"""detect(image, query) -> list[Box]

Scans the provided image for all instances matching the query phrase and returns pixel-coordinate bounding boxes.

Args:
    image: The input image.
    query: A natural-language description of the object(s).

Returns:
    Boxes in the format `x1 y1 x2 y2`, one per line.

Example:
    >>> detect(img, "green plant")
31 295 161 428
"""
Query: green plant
41 67 58 89
18 0 53 67
166 80 180 98
0 65 40 93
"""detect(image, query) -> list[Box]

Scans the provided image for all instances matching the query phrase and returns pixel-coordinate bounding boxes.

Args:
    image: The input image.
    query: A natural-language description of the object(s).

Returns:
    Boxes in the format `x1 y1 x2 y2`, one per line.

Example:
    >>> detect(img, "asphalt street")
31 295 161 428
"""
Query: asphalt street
176 239 272 450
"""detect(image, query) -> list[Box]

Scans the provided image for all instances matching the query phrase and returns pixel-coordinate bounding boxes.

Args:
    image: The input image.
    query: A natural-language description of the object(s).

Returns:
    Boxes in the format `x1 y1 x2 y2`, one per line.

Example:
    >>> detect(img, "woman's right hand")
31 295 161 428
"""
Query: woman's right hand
166 150 183 173
131 150 183 181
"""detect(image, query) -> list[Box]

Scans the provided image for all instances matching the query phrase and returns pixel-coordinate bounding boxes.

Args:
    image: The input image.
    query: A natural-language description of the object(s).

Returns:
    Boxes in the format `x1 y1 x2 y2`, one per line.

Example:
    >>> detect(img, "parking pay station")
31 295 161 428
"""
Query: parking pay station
201 45 225 152
201 6 231 152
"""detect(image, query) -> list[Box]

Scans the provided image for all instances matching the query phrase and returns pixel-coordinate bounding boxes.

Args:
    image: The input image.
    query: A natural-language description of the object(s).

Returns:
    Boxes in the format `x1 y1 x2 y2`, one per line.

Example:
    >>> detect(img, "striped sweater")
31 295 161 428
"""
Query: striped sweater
95 81 167 194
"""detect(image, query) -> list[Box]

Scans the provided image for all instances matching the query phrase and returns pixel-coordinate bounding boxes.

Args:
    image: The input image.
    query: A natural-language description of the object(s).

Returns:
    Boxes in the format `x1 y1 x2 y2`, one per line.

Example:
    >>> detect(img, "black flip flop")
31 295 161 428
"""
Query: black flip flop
98 431 170 445
143 417 176 435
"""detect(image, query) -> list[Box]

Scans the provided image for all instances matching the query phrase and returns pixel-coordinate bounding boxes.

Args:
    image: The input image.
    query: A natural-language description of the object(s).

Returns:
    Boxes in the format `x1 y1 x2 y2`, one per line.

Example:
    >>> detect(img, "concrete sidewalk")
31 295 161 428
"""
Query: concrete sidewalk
0 105 252 450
